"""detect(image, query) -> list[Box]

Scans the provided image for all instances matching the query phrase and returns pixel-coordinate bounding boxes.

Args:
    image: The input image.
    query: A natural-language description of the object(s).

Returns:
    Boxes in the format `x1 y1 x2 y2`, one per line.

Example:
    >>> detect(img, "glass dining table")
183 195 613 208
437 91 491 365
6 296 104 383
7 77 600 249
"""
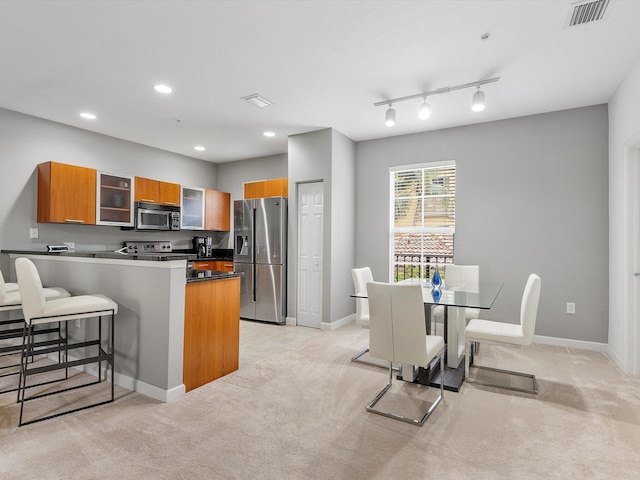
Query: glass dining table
352 278 503 391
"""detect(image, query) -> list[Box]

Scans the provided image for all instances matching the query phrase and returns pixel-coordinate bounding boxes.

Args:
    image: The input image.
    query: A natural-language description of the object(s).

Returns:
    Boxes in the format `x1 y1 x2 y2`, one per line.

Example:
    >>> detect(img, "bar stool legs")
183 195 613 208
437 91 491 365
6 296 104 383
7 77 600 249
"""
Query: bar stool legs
17 312 116 427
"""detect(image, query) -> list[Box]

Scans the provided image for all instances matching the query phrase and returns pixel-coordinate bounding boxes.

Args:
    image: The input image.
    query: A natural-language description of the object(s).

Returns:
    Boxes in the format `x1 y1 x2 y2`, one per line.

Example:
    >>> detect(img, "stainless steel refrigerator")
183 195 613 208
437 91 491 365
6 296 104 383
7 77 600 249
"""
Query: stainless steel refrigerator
234 197 287 324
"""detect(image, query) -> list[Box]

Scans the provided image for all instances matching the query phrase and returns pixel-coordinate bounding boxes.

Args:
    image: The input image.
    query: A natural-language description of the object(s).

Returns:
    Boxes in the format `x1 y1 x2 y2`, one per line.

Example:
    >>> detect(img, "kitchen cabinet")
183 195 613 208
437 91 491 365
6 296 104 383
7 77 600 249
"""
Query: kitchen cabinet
96 172 134 226
192 260 214 270
183 277 240 392
134 177 180 206
213 261 234 272
181 186 205 230
158 181 180 206
205 189 231 231
37 161 96 225
244 178 288 199
266 178 288 198
192 261 234 272
244 180 266 199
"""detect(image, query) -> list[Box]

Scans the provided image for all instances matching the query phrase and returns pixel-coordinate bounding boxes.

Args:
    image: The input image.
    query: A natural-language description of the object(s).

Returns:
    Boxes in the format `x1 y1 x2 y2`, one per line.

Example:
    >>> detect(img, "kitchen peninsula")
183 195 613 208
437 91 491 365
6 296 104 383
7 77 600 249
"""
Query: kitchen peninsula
1 249 241 401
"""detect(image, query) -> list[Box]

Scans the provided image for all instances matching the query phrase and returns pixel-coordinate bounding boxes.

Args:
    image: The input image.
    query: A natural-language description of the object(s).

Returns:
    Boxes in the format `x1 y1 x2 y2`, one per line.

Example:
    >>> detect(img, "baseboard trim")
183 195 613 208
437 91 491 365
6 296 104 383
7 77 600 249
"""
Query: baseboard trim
285 316 297 326
533 334 608 352
605 344 624 371
47 353 184 403
321 314 355 331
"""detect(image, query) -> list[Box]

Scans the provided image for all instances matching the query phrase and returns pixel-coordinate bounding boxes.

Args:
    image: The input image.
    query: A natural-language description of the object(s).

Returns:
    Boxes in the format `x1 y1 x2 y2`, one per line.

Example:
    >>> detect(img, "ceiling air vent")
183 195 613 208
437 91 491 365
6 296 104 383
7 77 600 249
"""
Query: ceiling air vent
565 0 613 28
241 94 273 108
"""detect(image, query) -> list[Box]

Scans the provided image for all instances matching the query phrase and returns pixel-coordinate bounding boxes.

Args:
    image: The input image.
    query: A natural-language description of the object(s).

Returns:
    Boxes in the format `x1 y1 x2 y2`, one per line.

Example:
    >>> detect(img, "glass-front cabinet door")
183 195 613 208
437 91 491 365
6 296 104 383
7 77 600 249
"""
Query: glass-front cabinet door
181 185 205 230
96 171 134 226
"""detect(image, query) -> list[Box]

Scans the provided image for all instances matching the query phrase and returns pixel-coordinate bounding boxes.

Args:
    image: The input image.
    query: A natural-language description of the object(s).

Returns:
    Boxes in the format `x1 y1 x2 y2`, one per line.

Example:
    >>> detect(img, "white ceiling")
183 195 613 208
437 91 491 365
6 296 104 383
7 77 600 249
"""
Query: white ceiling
1 0 639 163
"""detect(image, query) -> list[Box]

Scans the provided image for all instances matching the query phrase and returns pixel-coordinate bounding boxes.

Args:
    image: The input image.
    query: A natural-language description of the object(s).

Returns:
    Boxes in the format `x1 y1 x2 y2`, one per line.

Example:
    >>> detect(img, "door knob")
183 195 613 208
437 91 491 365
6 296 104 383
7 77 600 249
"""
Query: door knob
635 273 640 277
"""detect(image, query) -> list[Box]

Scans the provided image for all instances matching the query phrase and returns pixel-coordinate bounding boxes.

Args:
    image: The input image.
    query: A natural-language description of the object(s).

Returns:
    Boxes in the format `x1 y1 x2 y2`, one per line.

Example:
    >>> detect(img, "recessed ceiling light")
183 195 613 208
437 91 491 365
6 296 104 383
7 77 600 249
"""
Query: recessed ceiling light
194 145 205 151
80 112 96 120
154 84 173 94
263 131 276 137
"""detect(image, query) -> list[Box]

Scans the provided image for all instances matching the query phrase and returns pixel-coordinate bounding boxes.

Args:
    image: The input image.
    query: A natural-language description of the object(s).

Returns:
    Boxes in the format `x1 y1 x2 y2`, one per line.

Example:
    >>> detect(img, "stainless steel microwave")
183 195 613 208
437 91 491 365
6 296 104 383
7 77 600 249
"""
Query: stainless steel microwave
135 202 180 231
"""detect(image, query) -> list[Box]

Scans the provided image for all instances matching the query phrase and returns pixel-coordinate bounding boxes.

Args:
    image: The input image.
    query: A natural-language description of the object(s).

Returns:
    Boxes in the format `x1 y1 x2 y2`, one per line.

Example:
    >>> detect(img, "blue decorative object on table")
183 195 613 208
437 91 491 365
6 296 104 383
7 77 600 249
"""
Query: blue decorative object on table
431 261 442 288
431 286 441 303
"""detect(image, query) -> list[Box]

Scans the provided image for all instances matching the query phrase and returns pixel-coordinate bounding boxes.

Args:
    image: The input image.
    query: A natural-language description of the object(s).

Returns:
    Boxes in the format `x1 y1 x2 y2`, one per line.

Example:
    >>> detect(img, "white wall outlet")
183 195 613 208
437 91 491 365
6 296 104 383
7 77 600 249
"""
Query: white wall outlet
566 302 576 314
29 227 38 239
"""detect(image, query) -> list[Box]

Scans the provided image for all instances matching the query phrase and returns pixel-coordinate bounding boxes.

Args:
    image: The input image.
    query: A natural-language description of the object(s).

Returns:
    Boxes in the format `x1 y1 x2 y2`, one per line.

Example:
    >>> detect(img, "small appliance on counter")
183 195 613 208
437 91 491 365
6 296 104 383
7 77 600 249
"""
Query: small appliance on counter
192 236 213 258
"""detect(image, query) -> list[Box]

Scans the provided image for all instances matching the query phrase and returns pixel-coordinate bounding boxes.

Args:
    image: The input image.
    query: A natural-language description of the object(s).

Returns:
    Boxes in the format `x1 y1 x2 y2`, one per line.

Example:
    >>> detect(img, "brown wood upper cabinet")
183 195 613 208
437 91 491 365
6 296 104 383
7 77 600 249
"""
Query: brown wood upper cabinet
37 161 97 225
134 177 180 206
205 189 231 231
244 178 288 199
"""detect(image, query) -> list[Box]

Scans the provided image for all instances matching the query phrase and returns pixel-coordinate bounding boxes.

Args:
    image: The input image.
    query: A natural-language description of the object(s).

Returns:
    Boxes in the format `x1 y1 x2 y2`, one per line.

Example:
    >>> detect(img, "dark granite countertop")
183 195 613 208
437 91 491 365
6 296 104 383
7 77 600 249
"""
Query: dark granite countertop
1 249 196 262
3 247 234 262
173 248 233 261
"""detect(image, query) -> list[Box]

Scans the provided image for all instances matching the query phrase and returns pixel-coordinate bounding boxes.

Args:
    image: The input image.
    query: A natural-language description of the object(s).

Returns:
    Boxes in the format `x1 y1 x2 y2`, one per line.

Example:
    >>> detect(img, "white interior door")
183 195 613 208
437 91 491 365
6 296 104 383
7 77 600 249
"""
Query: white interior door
297 182 324 328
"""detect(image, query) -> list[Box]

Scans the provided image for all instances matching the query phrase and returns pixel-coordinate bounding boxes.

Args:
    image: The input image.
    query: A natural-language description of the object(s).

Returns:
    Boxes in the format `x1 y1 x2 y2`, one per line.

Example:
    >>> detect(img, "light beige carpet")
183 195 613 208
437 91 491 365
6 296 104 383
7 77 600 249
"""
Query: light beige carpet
1 321 639 479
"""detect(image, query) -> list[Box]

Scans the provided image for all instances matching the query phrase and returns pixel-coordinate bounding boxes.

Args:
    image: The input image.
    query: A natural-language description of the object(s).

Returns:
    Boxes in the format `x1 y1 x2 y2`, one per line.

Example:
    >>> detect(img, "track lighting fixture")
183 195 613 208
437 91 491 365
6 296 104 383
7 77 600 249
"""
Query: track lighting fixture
418 98 431 120
471 86 485 112
374 77 499 126
385 105 396 127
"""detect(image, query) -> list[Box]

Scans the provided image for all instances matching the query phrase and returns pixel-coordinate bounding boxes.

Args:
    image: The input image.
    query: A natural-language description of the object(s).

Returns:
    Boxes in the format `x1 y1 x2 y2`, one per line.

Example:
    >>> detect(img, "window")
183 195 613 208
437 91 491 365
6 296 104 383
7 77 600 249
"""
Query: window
390 161 455 282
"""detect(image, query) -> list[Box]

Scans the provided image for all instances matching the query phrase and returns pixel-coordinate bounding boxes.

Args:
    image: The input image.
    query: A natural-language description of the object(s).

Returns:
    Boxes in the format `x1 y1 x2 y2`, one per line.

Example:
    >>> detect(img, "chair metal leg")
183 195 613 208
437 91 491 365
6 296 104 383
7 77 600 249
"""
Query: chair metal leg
366 347 444 427
352 347 399 371
464 339 538 394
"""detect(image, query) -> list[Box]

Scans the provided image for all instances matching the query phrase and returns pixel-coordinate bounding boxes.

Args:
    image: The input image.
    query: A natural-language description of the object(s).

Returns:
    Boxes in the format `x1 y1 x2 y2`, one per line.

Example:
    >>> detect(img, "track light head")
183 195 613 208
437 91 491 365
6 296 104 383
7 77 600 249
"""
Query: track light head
418 98 431 120
471 87 485 112
385 105 396 127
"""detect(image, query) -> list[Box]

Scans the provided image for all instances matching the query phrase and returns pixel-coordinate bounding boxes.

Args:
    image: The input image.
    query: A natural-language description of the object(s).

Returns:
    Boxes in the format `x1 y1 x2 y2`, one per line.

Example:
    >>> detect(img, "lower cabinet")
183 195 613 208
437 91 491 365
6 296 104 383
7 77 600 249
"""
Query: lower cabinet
192 261 234 272
183 277 240 392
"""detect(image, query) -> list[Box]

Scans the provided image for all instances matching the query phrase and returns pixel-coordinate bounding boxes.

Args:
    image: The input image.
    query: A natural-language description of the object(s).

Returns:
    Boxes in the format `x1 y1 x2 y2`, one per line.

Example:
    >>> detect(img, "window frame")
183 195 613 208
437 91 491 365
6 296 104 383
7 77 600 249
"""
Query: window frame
389 160 456 282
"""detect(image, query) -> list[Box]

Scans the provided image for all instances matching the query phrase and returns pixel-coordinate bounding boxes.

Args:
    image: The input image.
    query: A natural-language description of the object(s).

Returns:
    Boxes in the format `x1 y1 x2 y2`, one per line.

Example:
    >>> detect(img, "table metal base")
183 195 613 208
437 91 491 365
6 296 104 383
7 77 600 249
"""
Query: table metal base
398 355 466 392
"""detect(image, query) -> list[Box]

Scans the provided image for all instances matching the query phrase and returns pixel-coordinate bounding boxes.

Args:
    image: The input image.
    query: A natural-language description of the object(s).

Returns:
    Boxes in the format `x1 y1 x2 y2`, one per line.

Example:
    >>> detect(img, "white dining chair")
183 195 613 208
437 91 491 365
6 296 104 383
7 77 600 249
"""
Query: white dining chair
432 264 480 366
432 264 480 326
464 273 541 394
350 267 379 366
366 281 444 426
15 257 118 426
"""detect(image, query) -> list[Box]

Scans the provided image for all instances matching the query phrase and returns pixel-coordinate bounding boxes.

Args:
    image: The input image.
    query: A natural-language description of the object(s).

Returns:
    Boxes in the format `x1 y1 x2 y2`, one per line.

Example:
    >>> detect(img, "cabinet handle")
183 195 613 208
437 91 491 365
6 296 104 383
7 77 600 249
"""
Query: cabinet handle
140 198 154 203
65 219 85 223
164 202 177 206
223 264 233 267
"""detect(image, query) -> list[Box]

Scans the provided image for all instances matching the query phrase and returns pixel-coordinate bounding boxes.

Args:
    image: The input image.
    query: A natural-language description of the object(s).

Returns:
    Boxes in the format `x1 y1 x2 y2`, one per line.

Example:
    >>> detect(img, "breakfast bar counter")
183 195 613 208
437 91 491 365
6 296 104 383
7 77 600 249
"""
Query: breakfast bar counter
1 250 242 402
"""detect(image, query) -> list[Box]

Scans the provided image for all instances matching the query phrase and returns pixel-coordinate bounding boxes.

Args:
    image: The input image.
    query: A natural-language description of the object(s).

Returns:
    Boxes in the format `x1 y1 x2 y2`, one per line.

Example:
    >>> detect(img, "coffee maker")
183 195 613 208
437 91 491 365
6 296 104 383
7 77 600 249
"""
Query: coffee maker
193 236 213 258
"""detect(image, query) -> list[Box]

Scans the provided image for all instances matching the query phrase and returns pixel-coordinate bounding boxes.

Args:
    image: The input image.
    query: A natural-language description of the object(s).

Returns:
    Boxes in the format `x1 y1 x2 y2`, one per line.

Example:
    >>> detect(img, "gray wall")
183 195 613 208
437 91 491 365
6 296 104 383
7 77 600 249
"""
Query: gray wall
0 107 220 276
355 105 609 343
329 129 356 322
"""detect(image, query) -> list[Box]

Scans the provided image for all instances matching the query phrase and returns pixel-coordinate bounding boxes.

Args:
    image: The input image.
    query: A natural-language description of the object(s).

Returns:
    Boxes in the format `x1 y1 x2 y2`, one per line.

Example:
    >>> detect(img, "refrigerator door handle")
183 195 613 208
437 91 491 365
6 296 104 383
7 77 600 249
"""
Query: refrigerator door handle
252 265 257 302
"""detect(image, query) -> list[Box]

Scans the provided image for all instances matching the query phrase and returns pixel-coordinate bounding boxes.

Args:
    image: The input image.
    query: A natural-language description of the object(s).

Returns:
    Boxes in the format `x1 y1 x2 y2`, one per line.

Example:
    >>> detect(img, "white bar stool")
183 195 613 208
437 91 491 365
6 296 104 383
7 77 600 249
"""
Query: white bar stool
15 257 118 426
1 268 70 394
